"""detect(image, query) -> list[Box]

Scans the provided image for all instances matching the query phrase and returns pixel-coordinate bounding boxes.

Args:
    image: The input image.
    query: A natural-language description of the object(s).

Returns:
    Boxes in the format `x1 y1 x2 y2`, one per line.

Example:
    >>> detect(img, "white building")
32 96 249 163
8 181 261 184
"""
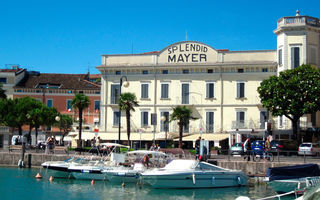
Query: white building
97 11 320 148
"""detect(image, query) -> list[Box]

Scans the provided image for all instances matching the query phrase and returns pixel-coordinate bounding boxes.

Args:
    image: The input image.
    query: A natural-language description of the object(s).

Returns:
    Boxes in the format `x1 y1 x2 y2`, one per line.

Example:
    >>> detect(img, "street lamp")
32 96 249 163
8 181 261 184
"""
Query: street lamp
161 116 168 148
118 76 129 144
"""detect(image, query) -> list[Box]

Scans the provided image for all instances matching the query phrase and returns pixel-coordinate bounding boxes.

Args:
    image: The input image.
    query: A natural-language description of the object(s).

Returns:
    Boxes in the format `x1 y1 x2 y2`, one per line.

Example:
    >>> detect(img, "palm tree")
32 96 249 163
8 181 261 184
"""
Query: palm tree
170 106 197 148
119 92 139 146
71 94 90 148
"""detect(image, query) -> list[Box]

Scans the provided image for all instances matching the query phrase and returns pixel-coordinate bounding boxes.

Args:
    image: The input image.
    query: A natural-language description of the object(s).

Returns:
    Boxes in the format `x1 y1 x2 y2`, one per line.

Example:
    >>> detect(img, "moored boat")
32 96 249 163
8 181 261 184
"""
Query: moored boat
140 159 248 188
264 163 320 193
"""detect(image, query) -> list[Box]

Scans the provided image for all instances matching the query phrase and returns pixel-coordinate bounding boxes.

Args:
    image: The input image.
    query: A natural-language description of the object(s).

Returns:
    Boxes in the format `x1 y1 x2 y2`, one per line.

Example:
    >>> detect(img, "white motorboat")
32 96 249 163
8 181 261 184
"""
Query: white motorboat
264 164 320 193
70 143 130 180
41 157 85 178
140 159 248 188
103 150 167 183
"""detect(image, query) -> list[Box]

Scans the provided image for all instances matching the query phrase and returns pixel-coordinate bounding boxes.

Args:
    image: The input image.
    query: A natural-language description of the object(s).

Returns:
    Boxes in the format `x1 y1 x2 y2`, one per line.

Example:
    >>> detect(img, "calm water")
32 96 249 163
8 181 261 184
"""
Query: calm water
0 167 295 200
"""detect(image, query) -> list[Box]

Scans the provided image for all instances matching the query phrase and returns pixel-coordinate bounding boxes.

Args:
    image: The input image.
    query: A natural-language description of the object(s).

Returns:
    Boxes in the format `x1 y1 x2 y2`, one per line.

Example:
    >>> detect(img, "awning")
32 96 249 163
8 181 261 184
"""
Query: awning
174 133 229 142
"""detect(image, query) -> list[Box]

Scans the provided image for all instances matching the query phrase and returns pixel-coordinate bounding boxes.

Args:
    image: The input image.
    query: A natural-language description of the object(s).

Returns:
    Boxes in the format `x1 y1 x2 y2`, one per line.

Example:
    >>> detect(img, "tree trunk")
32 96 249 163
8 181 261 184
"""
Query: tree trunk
18 126 22 136
78 108 83 148
126 110 131 147
179 121 183 148
35 127 38 146
28 125 32 145
292 117 299 142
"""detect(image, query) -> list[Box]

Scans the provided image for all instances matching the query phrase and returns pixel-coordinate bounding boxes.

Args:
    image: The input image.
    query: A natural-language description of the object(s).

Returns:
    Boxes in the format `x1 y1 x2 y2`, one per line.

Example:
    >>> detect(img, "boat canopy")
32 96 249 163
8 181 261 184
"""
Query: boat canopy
266 164 320 181
99 143 130 148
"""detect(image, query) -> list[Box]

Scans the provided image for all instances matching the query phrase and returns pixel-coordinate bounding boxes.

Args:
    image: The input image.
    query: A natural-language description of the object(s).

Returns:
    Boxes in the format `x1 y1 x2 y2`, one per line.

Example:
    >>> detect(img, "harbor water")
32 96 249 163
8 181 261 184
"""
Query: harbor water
0 167 295 200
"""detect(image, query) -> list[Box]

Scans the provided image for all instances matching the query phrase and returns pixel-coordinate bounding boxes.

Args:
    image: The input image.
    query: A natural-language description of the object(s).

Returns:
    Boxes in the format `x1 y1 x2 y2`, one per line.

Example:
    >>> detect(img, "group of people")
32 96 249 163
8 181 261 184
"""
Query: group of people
149 144 160 151
243 136 271 161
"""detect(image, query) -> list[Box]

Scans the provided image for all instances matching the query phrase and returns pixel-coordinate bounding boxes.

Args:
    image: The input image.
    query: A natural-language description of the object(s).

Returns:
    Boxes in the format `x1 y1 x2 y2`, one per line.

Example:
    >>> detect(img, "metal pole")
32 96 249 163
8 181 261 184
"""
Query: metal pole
118 78 122 144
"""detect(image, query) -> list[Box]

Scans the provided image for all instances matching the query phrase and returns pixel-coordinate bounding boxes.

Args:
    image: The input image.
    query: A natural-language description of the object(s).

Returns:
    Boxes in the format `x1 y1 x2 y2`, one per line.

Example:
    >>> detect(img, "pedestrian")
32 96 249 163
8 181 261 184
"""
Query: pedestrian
264 137 271 161
195 136 201 160
243 137 251 161
45 137 51 154
150 144 155 151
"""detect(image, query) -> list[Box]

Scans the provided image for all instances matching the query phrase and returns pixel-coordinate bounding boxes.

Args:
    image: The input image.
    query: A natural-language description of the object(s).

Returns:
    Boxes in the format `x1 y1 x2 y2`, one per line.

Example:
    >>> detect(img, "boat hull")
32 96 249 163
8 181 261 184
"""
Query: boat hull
42 164 73 178
141 171 247 188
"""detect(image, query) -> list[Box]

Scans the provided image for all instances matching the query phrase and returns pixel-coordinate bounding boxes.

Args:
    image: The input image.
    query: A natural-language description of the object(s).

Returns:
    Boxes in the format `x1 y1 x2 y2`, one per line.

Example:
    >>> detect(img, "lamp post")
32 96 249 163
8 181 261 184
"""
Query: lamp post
118 76 129 144
161 116 168 148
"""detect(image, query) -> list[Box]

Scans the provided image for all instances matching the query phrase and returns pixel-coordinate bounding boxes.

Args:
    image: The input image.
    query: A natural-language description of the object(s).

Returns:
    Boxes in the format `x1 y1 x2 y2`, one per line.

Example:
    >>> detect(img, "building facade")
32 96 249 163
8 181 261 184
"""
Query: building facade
97 11 320 148
13 72 101 146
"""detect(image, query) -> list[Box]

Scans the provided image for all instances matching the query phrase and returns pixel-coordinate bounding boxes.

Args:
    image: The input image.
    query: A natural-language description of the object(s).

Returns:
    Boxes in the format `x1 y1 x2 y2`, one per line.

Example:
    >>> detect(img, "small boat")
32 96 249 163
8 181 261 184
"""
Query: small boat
103 150 167 183
264 163 320 193
140 159 248 188
70 143 130 180
41 157 85 178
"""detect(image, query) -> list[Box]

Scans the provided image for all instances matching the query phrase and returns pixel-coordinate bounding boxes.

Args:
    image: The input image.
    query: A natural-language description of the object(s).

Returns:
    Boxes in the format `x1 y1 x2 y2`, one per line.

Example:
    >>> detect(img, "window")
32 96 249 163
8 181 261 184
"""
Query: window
183 69 189 74
94 100 100 111
161 83 169 99
236 111 245 128
115 71 121 75
236 82 245 98
66 100 72 111
237 69 244 73
47 99 53 108
183 120 189 133
206 112 214 133
260 111 269 129
142 70 148 74
162 70 168 74
262 68 268 72
278 49 282 65
141 83 149 98
160 112 169 132
207 69 213 73
181 83 189 104
279 116 283 127
206 82 214 98
141 111 149 126
0 78 7 84
113 111 120 126
111 84 120 104
291 47 300 68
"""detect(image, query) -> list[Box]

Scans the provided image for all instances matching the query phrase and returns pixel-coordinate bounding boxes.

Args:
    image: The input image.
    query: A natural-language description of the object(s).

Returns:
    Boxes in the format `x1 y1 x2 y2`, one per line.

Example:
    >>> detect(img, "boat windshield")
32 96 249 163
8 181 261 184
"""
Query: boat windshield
164 160 198 170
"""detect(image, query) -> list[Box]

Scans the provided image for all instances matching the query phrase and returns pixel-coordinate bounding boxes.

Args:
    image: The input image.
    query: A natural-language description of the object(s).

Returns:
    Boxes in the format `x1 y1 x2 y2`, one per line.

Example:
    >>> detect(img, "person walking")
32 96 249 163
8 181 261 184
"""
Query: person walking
195 136 201 160
243 137 251 161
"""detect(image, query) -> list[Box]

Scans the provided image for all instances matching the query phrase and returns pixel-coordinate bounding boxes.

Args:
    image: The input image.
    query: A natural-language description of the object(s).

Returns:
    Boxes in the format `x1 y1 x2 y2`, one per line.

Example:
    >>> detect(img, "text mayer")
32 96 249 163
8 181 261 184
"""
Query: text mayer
167 43 208 63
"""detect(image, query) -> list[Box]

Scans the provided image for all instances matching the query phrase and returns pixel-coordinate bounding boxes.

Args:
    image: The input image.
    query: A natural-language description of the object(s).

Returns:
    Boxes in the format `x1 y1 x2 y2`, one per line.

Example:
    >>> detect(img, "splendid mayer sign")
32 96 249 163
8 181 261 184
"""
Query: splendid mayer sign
167 43 208 63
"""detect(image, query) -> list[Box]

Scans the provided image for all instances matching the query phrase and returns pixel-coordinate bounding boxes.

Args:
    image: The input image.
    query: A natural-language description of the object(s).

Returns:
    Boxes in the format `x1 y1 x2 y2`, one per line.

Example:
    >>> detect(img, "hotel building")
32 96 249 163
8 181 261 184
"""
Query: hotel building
94 11 320 148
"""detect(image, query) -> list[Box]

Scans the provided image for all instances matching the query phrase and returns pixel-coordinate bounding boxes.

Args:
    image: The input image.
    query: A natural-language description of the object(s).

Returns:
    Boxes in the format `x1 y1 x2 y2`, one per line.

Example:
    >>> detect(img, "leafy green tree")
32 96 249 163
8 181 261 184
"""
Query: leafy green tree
53 114 73 145
119 92 139 146
170 106 197 148
0 83 6 99
258 64 320 140
71 94 90 148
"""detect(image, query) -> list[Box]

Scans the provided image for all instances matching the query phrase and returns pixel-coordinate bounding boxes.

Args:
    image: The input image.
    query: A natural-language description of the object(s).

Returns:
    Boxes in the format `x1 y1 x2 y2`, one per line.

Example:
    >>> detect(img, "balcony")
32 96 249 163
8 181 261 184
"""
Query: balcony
276 16 320 30
231 120 266 130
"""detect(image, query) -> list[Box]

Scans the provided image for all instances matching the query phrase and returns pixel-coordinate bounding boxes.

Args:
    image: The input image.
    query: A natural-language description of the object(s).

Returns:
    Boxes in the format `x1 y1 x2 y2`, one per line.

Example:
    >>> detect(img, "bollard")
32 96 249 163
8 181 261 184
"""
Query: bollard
28 154 32 168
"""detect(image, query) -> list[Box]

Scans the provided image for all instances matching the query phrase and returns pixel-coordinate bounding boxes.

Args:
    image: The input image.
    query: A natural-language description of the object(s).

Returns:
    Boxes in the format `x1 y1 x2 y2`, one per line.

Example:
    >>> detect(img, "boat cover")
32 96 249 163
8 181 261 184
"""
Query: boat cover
266 164 320 181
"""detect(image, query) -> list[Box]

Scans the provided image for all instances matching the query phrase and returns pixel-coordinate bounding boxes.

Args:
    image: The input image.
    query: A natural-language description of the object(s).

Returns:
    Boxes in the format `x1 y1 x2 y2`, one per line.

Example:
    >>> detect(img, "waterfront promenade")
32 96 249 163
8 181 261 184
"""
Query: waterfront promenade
0 149 319 176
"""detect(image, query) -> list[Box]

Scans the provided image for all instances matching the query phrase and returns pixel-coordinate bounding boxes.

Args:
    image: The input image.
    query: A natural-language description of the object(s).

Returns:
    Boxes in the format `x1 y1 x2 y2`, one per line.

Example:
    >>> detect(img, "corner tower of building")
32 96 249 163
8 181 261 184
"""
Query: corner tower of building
274 10 320 73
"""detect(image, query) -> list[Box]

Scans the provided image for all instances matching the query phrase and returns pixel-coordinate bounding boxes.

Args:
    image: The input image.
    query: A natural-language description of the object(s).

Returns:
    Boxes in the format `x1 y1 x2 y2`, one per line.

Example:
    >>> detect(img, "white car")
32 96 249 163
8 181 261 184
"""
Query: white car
298 143 320 156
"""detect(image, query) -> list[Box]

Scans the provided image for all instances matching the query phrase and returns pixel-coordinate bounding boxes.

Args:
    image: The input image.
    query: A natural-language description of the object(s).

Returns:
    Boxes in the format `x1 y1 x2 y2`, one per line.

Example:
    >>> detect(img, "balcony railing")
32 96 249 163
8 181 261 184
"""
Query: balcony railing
277 16 320 28
231 120 266 130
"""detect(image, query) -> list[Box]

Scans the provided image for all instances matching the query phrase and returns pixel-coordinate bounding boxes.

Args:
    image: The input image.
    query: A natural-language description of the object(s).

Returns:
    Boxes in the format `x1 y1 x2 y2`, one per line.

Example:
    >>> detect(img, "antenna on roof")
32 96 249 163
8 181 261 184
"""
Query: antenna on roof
87 62 90 74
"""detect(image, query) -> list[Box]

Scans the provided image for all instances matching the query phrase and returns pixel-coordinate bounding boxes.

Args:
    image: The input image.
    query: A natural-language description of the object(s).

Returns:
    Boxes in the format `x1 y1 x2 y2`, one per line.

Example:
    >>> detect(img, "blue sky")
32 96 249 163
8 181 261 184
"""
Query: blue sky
0 0 319 74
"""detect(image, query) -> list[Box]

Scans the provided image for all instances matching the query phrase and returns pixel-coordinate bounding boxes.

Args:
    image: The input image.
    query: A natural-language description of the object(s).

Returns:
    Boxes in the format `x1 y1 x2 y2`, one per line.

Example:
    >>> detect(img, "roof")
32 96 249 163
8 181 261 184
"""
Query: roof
15 73 100 90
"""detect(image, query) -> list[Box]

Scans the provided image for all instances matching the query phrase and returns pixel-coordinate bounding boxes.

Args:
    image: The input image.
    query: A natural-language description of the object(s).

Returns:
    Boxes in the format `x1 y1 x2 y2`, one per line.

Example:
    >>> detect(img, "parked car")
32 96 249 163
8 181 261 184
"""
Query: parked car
251 140 265 153
270 140 284 154
230 143 243 155
298 143 320 156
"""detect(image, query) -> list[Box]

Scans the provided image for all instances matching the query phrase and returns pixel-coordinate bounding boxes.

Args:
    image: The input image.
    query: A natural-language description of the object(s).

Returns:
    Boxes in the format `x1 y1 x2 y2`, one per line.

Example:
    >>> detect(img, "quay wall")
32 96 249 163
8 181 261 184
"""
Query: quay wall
0 152 314 176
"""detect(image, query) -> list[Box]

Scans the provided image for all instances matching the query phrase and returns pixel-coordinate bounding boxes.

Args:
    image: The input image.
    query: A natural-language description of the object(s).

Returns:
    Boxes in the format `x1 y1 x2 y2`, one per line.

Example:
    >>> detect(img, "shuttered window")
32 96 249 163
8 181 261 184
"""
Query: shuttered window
206 83 214 98
182 84 189 104
141 84 149 99
161 84 169 99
